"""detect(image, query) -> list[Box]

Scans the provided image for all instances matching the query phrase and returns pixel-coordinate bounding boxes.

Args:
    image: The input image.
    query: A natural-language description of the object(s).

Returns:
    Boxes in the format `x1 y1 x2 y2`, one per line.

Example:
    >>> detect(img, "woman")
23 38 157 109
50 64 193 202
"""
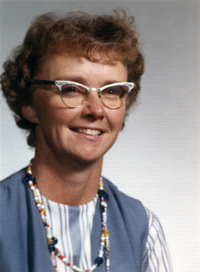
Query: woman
0 10 172 272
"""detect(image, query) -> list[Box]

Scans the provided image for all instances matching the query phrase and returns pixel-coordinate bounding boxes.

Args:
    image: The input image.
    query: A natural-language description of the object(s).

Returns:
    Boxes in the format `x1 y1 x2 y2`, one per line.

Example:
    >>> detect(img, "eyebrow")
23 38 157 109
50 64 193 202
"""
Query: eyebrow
55 76 86 84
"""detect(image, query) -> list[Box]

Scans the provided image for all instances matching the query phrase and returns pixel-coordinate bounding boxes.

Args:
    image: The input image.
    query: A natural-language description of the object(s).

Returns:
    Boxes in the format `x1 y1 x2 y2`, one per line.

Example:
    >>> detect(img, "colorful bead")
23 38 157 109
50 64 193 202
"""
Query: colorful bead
95 257 103 266
48 244 56 252
98 190 109 201
52 237 58 245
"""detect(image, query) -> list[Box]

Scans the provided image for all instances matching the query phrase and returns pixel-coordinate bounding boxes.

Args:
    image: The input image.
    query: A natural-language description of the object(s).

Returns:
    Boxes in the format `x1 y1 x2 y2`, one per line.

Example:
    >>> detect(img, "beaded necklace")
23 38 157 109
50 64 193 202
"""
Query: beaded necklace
26 160 110 272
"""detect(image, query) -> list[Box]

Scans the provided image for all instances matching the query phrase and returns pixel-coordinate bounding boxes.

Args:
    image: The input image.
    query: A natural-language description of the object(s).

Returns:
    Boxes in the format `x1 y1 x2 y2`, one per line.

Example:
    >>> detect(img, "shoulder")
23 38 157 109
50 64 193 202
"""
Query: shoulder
102 176 150 234
102 176 152 266
102 178 173 271
102 176 147 213
102 177 168 238
0 168 27 198
0 168 29 233
1 168 27 184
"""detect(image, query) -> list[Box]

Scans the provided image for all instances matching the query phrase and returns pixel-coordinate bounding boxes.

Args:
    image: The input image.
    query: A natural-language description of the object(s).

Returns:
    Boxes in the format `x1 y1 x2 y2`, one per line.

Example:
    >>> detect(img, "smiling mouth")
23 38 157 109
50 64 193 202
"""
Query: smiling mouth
71 128 103 136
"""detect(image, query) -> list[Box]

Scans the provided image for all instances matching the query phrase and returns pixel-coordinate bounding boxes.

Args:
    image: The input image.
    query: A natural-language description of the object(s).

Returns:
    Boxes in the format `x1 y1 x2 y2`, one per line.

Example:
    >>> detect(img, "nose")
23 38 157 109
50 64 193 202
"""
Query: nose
81 90 105 119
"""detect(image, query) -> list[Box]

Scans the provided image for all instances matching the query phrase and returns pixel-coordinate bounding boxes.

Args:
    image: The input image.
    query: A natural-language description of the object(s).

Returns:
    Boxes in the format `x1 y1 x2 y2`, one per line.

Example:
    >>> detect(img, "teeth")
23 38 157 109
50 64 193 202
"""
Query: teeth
75 128 102 136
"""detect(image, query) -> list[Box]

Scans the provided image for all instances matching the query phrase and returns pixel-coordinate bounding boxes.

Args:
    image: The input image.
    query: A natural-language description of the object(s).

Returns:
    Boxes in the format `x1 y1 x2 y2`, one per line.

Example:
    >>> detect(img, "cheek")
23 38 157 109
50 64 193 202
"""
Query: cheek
107 108 126 130
36 104 81 128
33 91 64 119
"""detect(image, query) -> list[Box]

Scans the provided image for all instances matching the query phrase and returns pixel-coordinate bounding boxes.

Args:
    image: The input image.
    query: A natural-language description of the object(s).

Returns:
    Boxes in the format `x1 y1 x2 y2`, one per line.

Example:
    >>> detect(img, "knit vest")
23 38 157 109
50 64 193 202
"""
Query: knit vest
0 169 148 272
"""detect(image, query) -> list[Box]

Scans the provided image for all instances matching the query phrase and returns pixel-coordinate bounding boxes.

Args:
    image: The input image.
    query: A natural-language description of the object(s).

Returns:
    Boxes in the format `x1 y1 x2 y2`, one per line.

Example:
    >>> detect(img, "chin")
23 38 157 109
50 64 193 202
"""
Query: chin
70 152 104 166
75 156 100 165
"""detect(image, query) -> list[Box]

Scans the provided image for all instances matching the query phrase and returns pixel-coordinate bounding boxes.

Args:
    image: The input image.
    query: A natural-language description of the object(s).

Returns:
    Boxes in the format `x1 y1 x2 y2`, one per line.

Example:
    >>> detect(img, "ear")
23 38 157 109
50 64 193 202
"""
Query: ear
21 104 39 124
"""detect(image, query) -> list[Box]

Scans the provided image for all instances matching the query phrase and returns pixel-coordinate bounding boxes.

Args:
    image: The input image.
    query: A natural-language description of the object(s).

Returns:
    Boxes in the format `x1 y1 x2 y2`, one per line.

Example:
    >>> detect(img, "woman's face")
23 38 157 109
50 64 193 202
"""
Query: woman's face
23 53 128 165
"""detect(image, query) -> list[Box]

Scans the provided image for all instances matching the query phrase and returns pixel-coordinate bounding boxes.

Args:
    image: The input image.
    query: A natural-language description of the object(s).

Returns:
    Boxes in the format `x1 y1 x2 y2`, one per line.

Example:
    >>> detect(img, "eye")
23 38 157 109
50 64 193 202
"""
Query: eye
61 85 85 97
103 86 126 97
62 86 78 93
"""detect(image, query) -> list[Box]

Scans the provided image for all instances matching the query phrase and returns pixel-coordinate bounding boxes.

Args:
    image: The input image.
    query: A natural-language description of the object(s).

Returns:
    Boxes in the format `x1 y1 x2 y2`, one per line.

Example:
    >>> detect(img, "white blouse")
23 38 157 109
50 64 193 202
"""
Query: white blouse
41 195 173 272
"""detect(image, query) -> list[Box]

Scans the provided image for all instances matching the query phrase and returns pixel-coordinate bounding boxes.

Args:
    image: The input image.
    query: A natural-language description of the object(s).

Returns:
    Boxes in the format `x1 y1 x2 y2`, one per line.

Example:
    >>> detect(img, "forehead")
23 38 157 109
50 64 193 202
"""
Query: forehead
36 52 128 84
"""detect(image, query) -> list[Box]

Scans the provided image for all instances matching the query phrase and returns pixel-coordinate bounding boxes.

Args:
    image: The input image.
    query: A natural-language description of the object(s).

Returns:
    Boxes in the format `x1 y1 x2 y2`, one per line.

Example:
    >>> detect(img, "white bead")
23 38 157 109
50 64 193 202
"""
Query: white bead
72 265 82 272
98 250 104 257
31 186 35 190
36 192 41 198
91 264 97 271
46 228 51 238
106 258 110 267
101 202 107 207
103 212 107 222
62 257 67 263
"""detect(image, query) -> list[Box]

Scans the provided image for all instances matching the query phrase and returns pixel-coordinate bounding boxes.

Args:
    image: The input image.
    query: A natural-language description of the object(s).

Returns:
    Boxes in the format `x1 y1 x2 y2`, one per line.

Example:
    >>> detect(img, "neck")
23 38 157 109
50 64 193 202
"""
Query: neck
32 152 103 206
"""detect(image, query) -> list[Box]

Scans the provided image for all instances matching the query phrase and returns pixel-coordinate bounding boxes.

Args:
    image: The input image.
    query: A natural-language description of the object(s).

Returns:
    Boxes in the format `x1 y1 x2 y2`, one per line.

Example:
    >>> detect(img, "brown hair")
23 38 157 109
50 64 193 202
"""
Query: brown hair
0 9 145 147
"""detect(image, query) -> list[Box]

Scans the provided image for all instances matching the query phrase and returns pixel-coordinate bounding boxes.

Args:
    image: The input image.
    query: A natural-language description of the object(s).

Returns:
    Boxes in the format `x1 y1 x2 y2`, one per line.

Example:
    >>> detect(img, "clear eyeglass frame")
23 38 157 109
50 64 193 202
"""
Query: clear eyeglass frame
31 79 135 109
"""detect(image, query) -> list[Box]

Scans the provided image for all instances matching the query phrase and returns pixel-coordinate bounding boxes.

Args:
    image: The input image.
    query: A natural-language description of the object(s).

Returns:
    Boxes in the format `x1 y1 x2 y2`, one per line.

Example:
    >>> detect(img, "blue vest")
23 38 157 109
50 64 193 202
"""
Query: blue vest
0 169 149 272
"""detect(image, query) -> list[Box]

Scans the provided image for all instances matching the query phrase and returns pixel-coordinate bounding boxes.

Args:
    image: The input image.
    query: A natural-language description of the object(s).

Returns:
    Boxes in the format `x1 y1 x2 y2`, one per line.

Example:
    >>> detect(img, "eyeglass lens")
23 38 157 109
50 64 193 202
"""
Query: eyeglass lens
60 84 129 108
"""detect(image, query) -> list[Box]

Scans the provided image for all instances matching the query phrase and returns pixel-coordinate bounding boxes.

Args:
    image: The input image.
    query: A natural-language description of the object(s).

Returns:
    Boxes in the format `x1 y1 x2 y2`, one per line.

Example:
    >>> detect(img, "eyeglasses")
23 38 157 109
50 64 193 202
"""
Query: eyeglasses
31 79 134 109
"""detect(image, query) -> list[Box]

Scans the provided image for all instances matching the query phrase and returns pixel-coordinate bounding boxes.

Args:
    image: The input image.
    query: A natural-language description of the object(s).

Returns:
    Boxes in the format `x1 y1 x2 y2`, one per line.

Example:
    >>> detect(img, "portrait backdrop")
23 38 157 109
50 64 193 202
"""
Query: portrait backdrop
0 1 199 271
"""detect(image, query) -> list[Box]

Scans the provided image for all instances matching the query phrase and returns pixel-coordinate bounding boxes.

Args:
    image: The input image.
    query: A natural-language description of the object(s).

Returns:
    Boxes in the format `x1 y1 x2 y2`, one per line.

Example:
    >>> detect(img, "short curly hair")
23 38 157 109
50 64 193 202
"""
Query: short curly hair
1 9 145 147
